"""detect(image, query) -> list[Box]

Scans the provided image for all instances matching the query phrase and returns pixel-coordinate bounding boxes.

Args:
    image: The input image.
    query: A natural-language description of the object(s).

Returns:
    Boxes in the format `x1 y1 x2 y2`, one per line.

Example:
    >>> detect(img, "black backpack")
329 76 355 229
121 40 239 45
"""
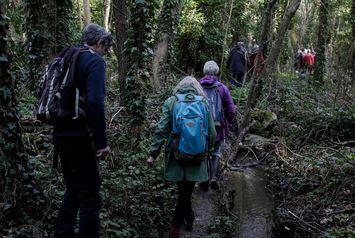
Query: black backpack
36 45 90 125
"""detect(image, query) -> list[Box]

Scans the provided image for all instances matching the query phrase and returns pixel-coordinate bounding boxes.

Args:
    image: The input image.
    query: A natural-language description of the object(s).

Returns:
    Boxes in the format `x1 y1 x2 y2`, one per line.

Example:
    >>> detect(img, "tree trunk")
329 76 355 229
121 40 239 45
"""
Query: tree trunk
230 0 278 165
77 0 83 29
103 0 111 30
0 6 42 228
266 0 302 72
25 0 53 90
54 0 75 52
259 0 279 54
124 0 156 143
112 0 127 102
151 0 183 89
83 0 91 26
314 0 330 84
25 0 74 91
351 0 355 86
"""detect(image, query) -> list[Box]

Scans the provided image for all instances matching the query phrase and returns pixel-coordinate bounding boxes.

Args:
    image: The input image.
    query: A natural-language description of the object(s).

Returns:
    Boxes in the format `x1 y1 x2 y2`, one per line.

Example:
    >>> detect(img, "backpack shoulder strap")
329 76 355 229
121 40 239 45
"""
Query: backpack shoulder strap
175 93 185 102
204 81 223 89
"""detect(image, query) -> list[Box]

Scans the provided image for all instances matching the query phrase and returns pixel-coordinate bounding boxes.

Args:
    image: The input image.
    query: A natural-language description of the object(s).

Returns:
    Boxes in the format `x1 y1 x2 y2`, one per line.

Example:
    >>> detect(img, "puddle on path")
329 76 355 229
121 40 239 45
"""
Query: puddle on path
227 167 274 238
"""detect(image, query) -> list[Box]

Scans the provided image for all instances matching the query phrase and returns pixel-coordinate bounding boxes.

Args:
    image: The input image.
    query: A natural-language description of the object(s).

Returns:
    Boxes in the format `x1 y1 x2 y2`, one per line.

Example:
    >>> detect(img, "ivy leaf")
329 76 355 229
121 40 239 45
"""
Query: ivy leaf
2 202 12 211
0 55 8 63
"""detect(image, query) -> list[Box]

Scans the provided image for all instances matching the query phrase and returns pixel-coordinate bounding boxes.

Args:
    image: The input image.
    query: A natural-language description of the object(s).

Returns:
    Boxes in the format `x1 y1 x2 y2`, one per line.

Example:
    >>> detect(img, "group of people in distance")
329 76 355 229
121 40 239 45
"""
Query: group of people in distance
44 23 239 238
295 48 316 78
226 40 266 87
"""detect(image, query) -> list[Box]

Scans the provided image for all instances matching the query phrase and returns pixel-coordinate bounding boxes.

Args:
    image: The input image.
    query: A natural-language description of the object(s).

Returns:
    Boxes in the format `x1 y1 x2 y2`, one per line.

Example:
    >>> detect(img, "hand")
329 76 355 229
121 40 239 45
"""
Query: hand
146 156 155 167
96 146 110 158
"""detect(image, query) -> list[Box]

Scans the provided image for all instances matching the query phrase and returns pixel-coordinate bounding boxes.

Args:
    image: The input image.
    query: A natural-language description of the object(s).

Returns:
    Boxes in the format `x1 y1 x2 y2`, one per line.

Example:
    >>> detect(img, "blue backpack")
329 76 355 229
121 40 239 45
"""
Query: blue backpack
203 82 223 127
172 93 209 165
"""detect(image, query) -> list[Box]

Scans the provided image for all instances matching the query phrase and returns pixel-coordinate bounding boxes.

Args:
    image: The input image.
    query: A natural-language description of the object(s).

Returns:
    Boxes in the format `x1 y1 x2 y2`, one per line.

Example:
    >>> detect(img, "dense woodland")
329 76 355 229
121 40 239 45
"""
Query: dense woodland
0 0 354 237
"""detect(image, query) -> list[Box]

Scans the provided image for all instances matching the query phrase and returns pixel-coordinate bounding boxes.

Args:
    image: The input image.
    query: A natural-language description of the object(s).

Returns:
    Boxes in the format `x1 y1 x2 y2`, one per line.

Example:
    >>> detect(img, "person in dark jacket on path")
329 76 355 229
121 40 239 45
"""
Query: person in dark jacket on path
147 76 216 238
53 23 112 238
226 41 247 87
199 61 236 189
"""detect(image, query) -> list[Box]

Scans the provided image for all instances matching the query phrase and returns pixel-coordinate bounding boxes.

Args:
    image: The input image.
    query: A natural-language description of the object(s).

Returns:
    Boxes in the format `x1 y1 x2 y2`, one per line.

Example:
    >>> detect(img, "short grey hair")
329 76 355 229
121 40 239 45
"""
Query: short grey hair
173 76 207 98
82 23 112 47
203 60 219 75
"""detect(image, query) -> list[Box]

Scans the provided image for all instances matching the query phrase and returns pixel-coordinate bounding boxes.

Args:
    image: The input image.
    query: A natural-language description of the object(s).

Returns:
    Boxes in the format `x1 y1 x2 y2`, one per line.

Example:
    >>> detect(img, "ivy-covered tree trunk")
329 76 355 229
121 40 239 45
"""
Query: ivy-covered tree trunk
314 0 330 84
351 0 355 85
53 0 75 52
124 0 157 143
151 0 183 89
0 6 42 231
25 0 53 90
25 0 74 91
113 0 128 102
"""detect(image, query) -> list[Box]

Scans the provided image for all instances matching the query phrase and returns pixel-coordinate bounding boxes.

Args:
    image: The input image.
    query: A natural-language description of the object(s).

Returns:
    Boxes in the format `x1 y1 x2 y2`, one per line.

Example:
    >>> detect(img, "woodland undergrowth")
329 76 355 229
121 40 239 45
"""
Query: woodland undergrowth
259 74 355 238
6 68 355 238
11 71 235 238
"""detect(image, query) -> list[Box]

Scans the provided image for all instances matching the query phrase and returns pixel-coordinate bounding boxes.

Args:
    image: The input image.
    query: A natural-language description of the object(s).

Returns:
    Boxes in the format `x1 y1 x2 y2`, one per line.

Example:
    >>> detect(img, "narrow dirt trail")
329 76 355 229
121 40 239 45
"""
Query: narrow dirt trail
180 188 217 238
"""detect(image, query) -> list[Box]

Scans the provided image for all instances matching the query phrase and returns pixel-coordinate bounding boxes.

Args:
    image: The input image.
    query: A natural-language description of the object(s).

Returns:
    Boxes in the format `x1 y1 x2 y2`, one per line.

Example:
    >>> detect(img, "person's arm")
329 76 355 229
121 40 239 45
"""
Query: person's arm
221 85 236 124
149 96 175 159
86 58 108 151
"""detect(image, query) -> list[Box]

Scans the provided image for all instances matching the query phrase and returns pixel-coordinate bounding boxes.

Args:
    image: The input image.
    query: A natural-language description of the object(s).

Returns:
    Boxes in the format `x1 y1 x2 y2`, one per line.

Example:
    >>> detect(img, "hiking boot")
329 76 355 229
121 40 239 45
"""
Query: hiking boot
199 181 209 192
184 211 195 232
169 225 180 238
210 179 219 190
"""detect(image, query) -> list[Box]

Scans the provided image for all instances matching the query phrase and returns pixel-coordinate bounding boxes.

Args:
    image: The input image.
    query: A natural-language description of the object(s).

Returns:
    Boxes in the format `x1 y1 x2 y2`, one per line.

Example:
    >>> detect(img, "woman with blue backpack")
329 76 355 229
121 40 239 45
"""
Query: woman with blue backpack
146 76 216 238
199 61 236 190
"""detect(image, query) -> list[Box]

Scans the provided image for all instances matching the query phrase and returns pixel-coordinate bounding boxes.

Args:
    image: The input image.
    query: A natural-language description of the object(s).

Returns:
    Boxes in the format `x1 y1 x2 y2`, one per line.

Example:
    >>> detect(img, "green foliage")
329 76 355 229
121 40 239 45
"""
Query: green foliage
326 227 355 238
24 0 77 92
230 86 249 106
272 74 355 145
172 0 252 75
0 9 44 235
264 74 355 237
123 0 158 140
91 0 105 25
207 215 236 238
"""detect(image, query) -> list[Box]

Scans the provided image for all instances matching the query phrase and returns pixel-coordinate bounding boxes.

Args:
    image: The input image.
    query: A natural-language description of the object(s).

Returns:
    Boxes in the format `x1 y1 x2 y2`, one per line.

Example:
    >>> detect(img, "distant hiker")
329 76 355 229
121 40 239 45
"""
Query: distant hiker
249 45 265 76
309 49 315 74
303 49 314 75
147 76 216 238
297 48 307 78
199 61 236 190
226 41 248 87
294 49 303 72
37 23 112 238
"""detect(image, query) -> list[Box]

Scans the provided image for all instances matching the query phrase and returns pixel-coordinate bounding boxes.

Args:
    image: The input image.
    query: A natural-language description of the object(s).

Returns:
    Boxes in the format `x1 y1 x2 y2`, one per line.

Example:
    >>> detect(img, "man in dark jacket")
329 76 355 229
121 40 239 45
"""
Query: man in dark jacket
226 41 247 87
53 23 112 238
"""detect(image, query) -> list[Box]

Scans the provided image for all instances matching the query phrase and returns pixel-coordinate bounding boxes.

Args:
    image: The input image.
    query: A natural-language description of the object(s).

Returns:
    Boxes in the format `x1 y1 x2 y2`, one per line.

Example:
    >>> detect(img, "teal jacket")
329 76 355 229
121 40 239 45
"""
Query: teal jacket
149 87 216 182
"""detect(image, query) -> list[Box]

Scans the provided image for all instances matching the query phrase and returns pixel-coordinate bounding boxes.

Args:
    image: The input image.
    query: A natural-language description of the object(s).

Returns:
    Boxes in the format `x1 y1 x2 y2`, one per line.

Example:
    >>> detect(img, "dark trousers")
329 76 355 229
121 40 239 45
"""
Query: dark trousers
54 136 101 238
172 181 196 228
231 73 245 87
